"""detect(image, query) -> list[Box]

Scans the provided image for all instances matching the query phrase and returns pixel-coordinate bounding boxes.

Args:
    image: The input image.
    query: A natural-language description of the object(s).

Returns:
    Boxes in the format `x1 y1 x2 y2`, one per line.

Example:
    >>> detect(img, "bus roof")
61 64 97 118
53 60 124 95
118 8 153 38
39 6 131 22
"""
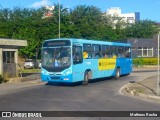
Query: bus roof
44 38 131 47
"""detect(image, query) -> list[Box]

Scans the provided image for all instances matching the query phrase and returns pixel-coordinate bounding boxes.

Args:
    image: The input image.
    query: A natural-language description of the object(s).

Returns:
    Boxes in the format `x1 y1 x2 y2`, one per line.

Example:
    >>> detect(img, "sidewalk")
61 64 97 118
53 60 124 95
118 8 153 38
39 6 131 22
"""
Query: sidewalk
124 66 160 103
133 65 158 71
0 74 44 96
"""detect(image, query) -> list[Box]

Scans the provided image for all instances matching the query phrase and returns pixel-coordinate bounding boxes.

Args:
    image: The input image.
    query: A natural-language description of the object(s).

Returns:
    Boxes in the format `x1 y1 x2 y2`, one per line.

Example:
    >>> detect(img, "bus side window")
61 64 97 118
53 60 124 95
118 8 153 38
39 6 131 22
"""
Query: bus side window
73 46 83 64
110 46 118 58
92 45 101 59
102 45 110 58
83 44 92 59
118 46 125 58
125 47 131 58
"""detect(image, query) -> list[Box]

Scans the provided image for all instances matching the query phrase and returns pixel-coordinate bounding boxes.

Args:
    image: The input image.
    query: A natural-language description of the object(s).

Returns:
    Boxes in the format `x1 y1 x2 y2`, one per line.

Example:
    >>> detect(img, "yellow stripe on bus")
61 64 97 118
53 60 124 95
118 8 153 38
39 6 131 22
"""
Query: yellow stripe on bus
98 58 116 70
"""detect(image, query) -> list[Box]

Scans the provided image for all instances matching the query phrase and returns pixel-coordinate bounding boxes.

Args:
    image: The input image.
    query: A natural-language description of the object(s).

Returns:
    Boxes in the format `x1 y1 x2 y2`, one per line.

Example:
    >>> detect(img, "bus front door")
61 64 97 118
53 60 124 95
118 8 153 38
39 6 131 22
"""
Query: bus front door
72 45 84 82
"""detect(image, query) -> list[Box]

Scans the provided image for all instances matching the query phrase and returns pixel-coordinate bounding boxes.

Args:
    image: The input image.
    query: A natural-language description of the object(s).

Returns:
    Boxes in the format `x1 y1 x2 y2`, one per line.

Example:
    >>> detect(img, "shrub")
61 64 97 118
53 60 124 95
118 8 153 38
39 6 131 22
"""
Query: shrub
133 57 159 66
0 75 7 84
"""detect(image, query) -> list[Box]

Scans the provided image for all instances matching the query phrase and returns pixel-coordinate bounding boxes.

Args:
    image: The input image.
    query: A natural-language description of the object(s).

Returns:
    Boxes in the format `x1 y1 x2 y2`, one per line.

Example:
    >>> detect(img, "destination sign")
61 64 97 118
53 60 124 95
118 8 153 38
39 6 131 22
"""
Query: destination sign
43 40 71 47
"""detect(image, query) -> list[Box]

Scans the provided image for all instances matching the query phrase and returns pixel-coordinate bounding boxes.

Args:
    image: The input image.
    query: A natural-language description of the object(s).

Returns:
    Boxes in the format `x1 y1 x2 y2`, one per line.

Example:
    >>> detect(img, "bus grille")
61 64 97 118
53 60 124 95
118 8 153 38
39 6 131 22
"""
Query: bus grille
50 77 61 80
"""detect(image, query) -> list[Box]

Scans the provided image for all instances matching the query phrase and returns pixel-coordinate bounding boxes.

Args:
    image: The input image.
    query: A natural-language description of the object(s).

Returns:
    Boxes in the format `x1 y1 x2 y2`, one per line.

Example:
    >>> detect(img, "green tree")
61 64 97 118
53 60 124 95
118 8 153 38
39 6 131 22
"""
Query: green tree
126 20 159 38
0 5 159 59
70 5 105 39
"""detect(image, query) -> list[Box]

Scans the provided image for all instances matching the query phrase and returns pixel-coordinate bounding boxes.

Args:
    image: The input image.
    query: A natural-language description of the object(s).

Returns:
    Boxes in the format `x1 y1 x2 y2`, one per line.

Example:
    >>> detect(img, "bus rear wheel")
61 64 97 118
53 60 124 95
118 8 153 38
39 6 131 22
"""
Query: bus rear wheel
115 68 120 79
82 71 89 85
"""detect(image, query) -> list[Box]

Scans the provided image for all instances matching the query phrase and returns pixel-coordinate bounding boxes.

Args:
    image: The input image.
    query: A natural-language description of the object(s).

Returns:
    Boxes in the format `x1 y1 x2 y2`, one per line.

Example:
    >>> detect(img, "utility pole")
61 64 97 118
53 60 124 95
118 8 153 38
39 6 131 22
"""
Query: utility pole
36 48 39 71
58 0 61 39
157 32 160 95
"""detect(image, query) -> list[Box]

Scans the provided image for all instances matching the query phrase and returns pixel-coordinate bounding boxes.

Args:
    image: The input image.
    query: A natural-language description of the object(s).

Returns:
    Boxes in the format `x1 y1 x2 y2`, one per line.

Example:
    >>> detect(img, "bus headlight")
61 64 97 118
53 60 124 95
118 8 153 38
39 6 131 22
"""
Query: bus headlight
63 69 71 76
41 69 49 75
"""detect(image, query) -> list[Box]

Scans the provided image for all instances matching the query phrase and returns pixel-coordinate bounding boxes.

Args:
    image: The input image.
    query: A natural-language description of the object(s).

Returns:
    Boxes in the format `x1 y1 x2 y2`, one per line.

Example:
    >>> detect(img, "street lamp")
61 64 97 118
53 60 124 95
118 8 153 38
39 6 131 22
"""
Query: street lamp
157 32 160 95
58 0 61 39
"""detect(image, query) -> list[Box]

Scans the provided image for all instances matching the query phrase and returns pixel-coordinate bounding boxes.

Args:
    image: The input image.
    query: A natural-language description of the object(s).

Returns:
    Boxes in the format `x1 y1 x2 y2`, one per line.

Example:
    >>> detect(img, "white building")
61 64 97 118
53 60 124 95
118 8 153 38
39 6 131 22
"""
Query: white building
106 7 140 24
42 5 55 19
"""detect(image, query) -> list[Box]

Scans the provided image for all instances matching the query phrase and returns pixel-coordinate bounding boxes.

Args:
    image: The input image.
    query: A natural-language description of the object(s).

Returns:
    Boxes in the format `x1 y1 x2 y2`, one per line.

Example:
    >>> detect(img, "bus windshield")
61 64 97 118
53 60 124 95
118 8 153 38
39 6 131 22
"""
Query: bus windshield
42 47 71 71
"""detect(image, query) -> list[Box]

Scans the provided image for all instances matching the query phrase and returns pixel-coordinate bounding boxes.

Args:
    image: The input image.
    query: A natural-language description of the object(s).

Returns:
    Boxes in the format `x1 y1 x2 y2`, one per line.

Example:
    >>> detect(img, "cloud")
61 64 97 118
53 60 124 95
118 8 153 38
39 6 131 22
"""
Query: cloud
31 0 51 8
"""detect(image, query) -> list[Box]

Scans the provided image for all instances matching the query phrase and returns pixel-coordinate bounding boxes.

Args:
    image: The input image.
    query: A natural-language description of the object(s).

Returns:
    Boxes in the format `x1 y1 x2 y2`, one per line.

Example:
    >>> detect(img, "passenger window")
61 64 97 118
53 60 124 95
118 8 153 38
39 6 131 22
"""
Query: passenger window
125 47 131 58
92 45 101 59
73 46 83 64
102 45 110 58
118 46 125 58
83 44 92 59
110 46 118 58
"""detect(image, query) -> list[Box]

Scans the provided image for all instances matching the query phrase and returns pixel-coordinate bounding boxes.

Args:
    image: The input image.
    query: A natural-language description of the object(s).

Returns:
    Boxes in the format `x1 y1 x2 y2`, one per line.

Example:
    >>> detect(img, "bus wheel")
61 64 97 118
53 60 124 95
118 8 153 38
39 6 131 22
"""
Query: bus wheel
115 68 120 79
82 71 89 85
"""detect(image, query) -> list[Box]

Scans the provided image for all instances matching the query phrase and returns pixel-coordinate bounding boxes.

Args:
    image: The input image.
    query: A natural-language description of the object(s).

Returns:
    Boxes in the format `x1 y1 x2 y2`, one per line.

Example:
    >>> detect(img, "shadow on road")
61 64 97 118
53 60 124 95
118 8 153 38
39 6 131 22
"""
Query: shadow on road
45 75 129 87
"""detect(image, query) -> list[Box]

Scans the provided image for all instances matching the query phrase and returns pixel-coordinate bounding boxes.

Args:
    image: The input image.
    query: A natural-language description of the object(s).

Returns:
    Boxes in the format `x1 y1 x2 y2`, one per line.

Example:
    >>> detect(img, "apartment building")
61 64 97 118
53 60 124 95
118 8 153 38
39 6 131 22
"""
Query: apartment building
106 7 140 23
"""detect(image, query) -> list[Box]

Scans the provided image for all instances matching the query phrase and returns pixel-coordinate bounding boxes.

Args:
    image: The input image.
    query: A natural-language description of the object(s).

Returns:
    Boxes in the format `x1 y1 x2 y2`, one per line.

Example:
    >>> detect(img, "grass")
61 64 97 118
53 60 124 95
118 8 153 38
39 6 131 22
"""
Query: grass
136 89 144 94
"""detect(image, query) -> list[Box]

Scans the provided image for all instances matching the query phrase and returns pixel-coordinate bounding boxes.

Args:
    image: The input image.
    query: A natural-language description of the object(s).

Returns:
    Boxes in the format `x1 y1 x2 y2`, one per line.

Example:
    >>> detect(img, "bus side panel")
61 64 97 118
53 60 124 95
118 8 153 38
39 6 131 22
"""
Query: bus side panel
116 58 132 75
72 57 132 82
125 58 132 73
82 59 114 79
72 59 103 82
72 64 85 82
98 58 116 78
89 59 100 79
95 69 115 78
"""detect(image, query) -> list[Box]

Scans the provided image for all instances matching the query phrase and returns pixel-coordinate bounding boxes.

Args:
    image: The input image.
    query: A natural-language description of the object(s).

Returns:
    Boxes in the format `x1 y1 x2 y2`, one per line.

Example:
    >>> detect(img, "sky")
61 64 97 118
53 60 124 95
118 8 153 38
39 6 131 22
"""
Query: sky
0 0 160 22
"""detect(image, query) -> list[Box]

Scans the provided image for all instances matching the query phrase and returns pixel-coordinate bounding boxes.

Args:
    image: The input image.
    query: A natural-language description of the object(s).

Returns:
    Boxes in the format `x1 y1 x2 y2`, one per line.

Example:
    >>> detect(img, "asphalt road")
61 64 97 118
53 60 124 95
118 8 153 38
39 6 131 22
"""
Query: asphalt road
0 71 160 119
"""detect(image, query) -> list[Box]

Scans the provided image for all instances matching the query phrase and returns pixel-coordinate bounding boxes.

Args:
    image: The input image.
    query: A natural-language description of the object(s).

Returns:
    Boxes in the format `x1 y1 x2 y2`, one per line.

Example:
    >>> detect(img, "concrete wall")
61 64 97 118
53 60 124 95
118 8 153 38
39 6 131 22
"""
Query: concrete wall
0 39 27 76
0 48 2 75
0 39 27 47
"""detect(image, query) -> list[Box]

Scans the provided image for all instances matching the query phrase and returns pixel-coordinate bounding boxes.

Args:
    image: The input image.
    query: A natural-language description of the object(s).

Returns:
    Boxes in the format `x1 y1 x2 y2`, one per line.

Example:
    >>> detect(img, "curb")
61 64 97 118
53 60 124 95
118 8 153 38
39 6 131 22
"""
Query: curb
8 77 29 83
124 83 160 102
8 76 41 83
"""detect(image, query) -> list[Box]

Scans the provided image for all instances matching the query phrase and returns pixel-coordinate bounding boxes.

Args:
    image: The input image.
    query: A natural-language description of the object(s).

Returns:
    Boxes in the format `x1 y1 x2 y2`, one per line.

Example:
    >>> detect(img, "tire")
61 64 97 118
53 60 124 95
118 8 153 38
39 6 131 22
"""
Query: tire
82 71 89 85
115 68 120 79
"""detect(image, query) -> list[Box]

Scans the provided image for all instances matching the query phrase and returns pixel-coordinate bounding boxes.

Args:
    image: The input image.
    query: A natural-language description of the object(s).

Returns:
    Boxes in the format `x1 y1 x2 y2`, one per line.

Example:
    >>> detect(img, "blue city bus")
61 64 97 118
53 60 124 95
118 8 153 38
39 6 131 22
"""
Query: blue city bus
41 38 132 85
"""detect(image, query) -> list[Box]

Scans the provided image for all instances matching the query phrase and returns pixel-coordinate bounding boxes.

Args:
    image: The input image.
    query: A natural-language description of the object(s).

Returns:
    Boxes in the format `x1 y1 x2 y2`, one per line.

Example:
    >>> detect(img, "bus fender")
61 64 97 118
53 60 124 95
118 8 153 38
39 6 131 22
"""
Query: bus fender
115 67 120 79
86 69 92 79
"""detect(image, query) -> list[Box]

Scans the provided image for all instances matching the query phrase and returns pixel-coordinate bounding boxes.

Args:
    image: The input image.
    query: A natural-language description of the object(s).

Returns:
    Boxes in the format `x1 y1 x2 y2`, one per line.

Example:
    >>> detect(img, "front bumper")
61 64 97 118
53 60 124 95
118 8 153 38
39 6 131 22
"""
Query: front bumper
41 74 73 83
